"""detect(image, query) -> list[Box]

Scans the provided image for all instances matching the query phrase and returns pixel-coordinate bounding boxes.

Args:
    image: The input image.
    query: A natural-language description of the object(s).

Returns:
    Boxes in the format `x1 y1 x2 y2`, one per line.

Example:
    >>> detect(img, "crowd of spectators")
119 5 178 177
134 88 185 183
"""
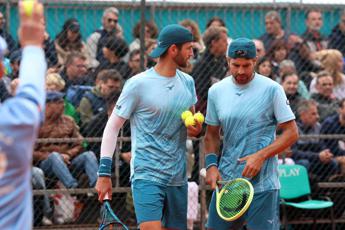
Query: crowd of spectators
1 6 345 226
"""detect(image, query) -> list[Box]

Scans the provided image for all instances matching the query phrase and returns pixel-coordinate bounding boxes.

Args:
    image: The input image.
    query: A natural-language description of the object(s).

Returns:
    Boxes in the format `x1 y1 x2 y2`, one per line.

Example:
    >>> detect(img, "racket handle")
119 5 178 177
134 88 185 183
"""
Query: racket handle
104 193 111 201
200 168 227 185
217 180 228 185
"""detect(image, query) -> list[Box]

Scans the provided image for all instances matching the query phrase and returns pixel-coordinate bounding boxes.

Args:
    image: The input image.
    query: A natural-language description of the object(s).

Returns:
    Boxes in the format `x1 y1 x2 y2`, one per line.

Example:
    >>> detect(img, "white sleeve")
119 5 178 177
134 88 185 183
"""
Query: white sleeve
100 111 127 159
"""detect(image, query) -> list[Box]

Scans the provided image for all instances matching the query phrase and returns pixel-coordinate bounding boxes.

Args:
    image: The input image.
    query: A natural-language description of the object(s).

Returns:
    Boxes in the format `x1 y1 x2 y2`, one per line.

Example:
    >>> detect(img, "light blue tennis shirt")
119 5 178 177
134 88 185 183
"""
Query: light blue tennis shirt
206 73 295 193
0 47 46 229
115 68 197 186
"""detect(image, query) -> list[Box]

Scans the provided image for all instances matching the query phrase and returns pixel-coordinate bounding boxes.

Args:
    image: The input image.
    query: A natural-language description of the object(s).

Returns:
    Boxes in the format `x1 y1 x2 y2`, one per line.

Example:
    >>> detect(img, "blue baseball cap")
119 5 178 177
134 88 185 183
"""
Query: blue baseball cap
149 24 193 58
228 38 256 59
46 91 65 102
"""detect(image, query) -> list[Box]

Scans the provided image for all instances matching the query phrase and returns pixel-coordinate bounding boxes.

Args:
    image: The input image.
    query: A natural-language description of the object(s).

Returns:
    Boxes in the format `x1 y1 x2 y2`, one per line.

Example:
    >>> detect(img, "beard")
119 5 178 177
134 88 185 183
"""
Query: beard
173 53 189 68
310 25 321 32
232 73 254 85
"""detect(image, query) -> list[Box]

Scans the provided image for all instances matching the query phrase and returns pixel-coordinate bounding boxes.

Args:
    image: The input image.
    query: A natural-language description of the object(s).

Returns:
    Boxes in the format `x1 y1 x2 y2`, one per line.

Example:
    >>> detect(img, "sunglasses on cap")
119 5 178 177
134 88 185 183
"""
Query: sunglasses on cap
235 50 248 57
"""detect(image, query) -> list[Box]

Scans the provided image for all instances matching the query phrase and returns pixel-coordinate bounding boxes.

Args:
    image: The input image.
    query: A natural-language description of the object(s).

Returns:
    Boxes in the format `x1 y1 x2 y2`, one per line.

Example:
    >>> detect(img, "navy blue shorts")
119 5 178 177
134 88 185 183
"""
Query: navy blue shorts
132 179 187 229
206 189 280 230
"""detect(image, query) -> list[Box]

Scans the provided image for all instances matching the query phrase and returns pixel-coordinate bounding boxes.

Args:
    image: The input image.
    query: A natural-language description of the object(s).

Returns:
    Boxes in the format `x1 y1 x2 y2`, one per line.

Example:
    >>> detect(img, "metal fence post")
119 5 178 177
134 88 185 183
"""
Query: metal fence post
199 137 206 230
140 0 146 72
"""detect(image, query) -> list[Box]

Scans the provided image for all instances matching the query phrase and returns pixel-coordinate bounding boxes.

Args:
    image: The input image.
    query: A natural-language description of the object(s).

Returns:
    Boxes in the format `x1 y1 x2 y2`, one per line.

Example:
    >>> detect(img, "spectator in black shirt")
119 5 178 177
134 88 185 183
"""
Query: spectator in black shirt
191 26 228 114
94 36 131 81
0 12 16 54
329 10 345 56
292 100 339 181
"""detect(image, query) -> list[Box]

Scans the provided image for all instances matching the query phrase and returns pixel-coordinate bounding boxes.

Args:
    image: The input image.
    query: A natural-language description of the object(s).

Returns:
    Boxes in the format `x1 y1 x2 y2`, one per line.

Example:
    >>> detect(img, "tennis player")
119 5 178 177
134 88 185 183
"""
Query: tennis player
204 38 299 230
0 1 46 229
95 24 202 230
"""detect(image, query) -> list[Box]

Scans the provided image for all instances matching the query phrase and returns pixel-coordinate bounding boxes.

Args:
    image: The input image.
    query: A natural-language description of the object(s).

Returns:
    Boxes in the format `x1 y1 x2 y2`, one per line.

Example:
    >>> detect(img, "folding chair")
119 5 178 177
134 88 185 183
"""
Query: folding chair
278 164 335 230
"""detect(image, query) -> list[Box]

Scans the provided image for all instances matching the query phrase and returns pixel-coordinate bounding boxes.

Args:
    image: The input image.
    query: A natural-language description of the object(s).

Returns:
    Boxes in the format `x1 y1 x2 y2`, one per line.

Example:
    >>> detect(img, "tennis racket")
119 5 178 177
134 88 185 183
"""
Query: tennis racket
200 168 254 221
99 194 129 230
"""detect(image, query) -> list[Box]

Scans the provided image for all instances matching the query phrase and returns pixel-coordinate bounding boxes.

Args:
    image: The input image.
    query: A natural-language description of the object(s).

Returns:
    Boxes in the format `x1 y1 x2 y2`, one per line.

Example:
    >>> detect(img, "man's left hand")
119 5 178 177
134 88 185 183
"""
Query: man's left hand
238 152 265 178
187 120 202 137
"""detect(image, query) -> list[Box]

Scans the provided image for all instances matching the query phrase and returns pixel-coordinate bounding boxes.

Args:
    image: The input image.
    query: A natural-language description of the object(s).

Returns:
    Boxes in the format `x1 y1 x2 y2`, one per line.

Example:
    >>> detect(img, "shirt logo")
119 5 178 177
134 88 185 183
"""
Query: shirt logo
167 85 174 90
267 219 274 224
235 92 242 96
116 104 122 110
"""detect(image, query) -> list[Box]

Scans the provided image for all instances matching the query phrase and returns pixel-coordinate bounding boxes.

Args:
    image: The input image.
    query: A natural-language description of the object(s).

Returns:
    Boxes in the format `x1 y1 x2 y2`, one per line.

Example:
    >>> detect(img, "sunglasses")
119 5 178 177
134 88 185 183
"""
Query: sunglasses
235 50 248 56
107 18 118 24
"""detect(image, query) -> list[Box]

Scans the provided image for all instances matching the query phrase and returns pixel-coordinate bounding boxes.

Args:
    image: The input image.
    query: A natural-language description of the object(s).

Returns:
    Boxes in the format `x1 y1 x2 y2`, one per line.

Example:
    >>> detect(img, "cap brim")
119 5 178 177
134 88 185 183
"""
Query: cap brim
149 46 168 58
46 92 65 102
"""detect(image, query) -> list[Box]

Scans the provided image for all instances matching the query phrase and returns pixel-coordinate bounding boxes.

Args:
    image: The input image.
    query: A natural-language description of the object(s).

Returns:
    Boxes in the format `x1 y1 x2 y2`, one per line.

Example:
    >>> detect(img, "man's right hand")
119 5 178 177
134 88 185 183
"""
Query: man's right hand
18 0 45 48
319 149 333 163
205 166 222 190
120 152 131 164
95 176 112 202
61 153 71 165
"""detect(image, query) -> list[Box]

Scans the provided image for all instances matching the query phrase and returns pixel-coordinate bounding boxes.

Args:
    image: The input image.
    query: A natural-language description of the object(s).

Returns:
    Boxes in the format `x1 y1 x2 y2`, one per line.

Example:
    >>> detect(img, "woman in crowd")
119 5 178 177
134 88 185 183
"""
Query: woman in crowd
55 18 90 66
255 56 274 80
180 19 205 60
267 39 289 79
129 20 158 52
310 49 345 99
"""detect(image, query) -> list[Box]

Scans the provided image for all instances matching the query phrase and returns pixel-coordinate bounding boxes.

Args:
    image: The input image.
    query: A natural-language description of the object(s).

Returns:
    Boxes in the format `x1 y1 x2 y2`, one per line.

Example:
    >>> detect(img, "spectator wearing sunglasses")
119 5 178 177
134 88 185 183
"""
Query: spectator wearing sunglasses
87 7 123 68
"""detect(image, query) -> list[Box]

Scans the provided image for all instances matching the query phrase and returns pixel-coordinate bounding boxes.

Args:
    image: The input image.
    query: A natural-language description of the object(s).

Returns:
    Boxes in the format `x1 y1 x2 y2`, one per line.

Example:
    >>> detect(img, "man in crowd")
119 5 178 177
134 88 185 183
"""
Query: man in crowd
329 10 345 56
192 26 228 114
78 69 123 125
292 100 339 181
311 71 338 122
259 11 291 50
33 91 98 189
301 9 328 53
87 7 123 68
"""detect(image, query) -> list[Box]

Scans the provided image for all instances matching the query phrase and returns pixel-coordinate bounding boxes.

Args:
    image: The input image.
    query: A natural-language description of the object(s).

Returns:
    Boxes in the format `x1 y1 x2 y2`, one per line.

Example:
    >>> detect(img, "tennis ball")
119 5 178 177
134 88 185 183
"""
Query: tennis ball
184 116 195 127
23 0 35 17
194 112 205 124
181 110 193 121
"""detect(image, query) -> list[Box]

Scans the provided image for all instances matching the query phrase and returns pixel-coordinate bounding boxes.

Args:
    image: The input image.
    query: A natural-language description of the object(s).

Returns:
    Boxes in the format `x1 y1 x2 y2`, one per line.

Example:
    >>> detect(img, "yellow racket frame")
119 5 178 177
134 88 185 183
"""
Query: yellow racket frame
215 178 254 221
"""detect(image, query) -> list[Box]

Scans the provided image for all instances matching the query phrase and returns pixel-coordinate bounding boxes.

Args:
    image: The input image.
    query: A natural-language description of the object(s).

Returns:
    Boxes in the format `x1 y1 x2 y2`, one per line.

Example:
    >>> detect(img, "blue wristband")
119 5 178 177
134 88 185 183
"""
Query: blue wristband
205 153 218 170
98 157 112 177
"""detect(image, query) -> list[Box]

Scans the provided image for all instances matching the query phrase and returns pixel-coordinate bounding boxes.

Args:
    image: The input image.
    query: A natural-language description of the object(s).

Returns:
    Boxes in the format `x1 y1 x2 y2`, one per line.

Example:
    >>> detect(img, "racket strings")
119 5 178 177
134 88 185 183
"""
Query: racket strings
219 181 251 218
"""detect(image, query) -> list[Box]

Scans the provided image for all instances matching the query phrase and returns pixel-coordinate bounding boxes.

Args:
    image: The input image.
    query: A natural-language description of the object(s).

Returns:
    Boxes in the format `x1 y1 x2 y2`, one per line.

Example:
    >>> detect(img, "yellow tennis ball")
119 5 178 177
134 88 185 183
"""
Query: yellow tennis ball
194 112 205 124
184 116 195 127
23 0 35 17
181 110 193 121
